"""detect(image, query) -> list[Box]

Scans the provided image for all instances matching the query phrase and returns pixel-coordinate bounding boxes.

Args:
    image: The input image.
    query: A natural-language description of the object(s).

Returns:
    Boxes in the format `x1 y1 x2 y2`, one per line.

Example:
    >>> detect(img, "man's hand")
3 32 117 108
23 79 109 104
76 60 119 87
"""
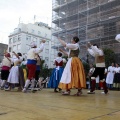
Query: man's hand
87 42 92 48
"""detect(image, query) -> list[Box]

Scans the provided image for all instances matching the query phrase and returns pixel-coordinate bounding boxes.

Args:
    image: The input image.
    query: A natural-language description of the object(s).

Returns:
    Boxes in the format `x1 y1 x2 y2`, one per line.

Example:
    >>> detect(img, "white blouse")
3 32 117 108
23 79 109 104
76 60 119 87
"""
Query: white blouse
114 67 120 73
88 45 104 57
66 43 79 57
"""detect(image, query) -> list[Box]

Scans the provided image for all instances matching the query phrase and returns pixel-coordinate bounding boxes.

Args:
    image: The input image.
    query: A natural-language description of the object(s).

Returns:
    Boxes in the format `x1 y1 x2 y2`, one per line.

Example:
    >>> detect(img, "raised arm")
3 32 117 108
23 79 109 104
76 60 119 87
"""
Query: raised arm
12 51 19 59
59 48 68 56
58 38 66 47
35 40 46 53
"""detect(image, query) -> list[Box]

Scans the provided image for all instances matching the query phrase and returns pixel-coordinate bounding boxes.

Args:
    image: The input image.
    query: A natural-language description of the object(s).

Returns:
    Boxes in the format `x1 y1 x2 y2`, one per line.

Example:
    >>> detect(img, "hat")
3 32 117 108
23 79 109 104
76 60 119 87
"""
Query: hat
30 41 37 48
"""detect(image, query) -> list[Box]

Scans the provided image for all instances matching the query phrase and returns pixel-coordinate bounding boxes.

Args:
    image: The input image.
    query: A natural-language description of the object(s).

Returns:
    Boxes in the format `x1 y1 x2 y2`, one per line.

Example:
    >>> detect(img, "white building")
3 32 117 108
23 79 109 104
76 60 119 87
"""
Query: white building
8 22 56 68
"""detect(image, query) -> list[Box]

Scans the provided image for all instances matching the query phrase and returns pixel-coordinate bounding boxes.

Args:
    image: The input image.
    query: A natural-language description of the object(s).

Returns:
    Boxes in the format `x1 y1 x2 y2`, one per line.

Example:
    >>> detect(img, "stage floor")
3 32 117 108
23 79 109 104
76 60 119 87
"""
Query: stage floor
0 89 120 120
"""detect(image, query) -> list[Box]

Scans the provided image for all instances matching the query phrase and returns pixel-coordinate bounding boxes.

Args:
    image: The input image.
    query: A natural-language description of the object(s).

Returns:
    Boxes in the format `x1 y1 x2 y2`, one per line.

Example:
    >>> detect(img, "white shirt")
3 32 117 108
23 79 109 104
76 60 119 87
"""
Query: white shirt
66 43 79 57
108 66 115 73
87 46 104 57
27 43 44 60
88 45 105 67
2 57 12 67
114 67 120 73
54 57 66 64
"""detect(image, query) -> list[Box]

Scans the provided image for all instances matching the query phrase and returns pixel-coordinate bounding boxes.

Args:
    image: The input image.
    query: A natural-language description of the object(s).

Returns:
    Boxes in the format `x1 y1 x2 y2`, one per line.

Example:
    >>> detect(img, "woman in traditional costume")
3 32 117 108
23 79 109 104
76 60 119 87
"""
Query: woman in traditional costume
48 52 66 92
113 63 120 90
58 36 86 96
6 52 24 90
106 63 115 89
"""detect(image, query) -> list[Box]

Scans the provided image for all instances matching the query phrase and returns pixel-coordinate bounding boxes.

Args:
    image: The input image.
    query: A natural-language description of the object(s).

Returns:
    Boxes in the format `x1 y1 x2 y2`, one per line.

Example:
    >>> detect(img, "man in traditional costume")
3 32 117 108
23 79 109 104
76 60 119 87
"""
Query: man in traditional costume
22 40 45 92
87 42 108 94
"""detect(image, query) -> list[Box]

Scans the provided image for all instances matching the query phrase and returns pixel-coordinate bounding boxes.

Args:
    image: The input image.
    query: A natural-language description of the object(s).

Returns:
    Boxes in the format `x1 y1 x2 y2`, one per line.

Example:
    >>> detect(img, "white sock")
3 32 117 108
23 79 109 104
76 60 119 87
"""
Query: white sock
31 79 35 88
1 80 6 87
24 79 30 89
38 80 42 87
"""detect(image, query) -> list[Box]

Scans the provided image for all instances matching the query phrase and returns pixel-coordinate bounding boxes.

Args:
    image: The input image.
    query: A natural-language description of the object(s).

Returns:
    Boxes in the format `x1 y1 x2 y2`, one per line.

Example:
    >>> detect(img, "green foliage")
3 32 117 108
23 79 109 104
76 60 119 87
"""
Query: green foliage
82 62 90 76
39 68 53 79
40 60 45 69
103 48 115 67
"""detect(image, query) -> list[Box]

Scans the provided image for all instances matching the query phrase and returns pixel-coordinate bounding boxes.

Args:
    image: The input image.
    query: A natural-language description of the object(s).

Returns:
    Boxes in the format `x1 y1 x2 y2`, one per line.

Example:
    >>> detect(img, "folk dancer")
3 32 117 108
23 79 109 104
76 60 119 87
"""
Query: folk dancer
87 42 108 94
48 52 66 92
106 63 115 89
0 53 11 89
22 40 46 92
58 36 86 96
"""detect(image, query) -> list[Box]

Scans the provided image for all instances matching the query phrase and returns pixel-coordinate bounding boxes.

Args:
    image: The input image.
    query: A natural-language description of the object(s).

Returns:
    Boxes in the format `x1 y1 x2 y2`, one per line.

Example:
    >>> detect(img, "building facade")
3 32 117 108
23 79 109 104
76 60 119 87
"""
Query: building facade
0 43 8 63
8 22 55 68
52 0 120 62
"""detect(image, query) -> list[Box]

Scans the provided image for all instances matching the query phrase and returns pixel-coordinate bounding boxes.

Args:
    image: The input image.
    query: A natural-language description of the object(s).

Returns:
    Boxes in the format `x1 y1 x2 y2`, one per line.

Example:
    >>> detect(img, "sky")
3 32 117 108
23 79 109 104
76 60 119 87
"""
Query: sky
0 0 52 44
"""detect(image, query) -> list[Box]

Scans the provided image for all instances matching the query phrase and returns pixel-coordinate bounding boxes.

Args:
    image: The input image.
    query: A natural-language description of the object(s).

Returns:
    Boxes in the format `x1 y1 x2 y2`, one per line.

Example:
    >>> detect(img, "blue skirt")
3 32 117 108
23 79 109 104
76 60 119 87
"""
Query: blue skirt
48 67 64 88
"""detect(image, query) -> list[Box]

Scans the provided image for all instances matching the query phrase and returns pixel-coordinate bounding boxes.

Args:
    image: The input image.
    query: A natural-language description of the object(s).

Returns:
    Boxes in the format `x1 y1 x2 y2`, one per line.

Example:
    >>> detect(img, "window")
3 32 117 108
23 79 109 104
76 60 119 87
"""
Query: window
13 45 17 51
45 57 49 62
33 37 37 42
13 37 17 43
32 29 34 33
45 33 47 37
18 35 21 41
45 41 49 45
38 31 41 35
9 47 12 52
17 44 21 50
26 35 31 41
26 45 30 50
45 49 49 53
9 38 12 44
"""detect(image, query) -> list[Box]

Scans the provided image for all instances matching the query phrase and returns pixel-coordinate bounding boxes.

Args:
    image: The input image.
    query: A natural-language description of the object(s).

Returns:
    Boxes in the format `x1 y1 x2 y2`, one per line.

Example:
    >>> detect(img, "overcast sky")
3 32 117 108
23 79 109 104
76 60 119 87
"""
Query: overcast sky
0 0 52 44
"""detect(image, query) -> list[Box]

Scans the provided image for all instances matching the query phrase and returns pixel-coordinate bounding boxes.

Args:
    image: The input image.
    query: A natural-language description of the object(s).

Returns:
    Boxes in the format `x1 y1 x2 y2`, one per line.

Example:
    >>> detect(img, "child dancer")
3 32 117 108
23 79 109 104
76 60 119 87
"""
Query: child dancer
48 52 66 92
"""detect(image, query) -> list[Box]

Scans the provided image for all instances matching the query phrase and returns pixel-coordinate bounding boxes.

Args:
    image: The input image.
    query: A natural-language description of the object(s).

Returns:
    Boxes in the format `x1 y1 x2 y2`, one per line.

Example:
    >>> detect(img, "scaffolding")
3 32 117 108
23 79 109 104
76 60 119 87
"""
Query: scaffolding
52 0 120 61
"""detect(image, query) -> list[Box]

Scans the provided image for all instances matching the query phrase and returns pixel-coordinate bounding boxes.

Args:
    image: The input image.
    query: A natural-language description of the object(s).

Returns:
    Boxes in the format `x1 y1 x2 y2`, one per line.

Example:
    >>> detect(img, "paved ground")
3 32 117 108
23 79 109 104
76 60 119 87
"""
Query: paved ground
0 89 120 120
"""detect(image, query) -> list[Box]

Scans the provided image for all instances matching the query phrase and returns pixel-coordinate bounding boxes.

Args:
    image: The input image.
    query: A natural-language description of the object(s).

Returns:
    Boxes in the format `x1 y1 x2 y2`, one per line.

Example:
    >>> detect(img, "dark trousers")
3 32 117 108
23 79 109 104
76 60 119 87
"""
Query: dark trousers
91 67 108 93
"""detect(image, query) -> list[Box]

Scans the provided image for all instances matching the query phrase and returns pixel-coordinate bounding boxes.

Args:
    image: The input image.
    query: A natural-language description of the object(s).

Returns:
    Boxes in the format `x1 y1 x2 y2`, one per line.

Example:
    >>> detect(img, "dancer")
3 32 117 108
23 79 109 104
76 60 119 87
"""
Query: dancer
34 54 41 88
58 36 86 96
87 42 108 94
6 52 24 90
106 63 115 89
22 40 46 92
113 63 120 90
87 64 95 89
0 52 11 89
48 52 66 92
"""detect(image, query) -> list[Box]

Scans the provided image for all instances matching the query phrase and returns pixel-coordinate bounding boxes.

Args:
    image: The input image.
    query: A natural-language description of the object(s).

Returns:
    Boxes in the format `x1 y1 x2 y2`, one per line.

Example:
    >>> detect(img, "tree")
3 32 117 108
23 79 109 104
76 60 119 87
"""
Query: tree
103 48 115 67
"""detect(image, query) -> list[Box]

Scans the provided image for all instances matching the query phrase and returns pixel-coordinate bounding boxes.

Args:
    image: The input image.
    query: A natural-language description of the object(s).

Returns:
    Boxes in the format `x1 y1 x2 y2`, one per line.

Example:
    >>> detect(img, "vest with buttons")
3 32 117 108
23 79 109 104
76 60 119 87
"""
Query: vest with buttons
95 54 105 63
69 49 79 58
